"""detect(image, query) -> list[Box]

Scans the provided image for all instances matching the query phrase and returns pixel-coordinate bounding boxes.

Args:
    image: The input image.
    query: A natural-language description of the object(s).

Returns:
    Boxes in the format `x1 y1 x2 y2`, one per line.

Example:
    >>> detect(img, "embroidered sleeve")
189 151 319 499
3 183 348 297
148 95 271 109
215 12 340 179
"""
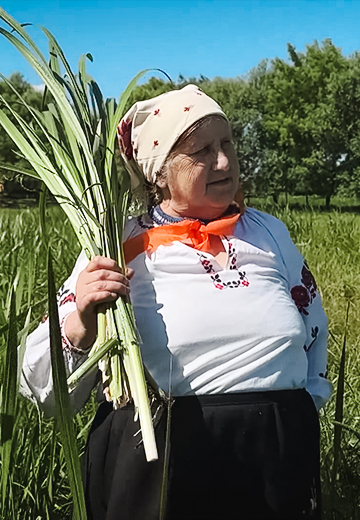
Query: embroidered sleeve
290 263 331 410
255 209 332 409
20 251 97 416
290 262 317 316
282 245 332 409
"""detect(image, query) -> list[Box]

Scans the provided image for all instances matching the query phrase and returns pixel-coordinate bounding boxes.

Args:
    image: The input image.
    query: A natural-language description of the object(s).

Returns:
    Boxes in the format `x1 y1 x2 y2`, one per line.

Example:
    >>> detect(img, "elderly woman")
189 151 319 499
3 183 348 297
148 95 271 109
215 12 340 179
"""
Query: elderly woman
22 85 332 520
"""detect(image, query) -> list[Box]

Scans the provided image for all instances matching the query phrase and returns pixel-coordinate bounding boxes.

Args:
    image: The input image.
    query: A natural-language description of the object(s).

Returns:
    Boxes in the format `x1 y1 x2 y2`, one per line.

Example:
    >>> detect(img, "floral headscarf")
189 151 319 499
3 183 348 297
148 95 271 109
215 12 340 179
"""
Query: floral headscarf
117 84 226 189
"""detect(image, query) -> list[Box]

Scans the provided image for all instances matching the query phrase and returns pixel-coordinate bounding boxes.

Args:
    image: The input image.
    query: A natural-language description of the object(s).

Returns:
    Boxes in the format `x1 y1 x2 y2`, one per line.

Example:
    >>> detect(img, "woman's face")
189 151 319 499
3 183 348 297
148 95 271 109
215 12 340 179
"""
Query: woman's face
158 116 239 221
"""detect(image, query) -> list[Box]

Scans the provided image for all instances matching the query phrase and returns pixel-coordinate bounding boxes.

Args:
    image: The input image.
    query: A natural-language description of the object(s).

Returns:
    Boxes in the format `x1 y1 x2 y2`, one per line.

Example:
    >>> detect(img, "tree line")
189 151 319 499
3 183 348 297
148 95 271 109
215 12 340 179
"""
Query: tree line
2 39 360 205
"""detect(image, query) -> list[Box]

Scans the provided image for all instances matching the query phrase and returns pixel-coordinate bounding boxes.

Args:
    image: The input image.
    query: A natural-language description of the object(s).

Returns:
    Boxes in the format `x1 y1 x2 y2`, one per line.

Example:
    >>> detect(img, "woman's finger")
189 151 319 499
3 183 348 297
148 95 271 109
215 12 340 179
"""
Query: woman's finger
81 291 120 310
88 279 130 296
81 269 130 287
125 267 135 279
86 256 123 274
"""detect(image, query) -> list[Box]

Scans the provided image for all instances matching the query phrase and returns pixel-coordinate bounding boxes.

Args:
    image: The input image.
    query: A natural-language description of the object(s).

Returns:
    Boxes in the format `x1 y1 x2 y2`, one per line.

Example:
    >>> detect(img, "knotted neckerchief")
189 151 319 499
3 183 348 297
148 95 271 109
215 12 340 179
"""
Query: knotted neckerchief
124 212 240 264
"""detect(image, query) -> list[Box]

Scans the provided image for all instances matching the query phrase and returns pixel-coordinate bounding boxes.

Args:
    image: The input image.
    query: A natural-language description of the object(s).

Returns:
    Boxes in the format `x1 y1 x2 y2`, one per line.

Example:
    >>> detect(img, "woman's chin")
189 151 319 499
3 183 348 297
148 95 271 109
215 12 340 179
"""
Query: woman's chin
191 201 234 221
205 192 237 212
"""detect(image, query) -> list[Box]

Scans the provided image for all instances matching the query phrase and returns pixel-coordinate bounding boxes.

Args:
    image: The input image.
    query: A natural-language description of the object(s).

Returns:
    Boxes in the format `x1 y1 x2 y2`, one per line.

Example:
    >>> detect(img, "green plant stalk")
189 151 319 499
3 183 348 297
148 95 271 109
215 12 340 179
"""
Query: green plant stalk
109 352 123 407
96 308 107 349
47 248 87 520
332 299 350 484
0 9 158 462
159 357 173 520
113 298 158 461
67 337 119 390
0 287 17 509
16 309 32 389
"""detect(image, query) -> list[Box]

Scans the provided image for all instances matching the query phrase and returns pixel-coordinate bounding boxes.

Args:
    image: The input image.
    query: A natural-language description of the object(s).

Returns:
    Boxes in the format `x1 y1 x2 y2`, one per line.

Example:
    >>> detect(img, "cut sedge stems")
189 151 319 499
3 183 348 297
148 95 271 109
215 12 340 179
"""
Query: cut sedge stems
0 8 158 461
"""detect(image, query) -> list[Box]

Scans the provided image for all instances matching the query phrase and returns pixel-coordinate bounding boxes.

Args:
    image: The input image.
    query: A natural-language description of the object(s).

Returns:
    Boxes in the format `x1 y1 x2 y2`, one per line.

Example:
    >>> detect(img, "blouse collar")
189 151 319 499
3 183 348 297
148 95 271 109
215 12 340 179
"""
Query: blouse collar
149 204 241 227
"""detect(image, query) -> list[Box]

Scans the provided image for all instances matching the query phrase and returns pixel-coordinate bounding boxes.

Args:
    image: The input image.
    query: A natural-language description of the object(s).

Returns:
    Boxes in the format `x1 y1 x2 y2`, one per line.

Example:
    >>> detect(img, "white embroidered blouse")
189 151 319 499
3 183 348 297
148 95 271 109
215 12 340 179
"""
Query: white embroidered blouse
20 208 332 415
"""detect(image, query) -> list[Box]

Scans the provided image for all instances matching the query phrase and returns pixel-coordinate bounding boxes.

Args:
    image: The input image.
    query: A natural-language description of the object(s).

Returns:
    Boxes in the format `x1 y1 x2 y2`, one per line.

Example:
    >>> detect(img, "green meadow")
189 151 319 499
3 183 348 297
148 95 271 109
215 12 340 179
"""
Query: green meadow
0 201 359 519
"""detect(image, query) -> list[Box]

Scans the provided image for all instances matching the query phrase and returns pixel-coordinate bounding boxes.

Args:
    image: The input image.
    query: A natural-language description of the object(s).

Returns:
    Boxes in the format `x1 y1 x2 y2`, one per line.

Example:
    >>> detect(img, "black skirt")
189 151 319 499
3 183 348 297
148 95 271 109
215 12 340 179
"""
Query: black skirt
84 389 321 520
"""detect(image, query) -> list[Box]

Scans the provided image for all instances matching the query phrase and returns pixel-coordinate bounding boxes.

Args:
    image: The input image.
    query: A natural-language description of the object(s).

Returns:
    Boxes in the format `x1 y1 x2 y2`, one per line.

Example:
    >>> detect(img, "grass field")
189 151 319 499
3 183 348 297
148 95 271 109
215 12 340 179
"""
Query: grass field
0 200 359 519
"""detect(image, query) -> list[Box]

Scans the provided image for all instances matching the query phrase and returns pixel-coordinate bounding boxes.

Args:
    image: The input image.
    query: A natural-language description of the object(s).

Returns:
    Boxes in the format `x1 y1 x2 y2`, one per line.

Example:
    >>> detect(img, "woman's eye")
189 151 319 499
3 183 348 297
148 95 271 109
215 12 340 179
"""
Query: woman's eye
192 146 208 155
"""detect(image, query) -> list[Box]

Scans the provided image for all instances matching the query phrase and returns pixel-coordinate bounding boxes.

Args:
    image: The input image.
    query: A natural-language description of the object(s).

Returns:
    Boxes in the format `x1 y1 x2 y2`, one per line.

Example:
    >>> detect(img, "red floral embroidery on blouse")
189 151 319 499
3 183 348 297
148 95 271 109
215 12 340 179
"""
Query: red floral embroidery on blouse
153 140 159 147
184 106 191 111
197 241 249 290
301 263 317 296
291 286 310 315
117 119 133 160
291 263 317 315
59 293 76 306
154 109 160 115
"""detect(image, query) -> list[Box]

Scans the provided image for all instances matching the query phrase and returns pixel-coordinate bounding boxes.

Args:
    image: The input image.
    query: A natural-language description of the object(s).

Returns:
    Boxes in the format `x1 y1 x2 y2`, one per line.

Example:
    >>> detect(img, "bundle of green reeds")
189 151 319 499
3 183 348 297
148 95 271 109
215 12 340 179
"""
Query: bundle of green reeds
0 7 157 471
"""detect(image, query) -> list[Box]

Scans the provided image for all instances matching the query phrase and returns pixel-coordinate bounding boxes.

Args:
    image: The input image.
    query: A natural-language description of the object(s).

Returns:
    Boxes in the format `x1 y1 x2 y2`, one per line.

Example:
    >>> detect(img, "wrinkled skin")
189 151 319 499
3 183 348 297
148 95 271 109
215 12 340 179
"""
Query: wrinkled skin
159 116 239 221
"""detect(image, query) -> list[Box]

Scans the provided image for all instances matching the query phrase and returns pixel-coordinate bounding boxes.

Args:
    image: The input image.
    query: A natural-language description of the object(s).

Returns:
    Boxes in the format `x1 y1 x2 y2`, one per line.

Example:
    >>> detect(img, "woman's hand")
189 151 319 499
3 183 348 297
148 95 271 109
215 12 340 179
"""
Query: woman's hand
64 256 134 351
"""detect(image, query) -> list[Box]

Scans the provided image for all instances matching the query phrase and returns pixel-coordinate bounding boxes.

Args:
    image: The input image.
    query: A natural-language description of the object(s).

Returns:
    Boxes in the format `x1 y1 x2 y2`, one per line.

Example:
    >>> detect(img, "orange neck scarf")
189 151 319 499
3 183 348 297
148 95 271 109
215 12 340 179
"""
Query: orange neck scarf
124 212 241 264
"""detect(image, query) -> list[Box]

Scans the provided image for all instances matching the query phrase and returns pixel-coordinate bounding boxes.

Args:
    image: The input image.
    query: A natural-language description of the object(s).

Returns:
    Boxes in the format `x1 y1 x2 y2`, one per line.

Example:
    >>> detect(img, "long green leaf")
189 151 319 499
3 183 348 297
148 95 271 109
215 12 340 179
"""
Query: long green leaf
0 76 86 202
0 106 98 253
17 308 32 388
0 27 101 192
41 26 92 130
159 358 173 520
0 162 40 179
47 248 87 520
0 287 17 508
105 69 151 180
67 336 118 389
332 299 350 483
39 184 47 244
0 103 62 186
0 8 48 65
0 106 87 243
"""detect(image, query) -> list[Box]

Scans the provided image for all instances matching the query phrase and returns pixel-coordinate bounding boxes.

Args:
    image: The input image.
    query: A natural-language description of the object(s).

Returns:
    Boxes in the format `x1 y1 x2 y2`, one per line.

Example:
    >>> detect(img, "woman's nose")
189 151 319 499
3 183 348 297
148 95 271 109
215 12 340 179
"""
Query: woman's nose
213 149 230 171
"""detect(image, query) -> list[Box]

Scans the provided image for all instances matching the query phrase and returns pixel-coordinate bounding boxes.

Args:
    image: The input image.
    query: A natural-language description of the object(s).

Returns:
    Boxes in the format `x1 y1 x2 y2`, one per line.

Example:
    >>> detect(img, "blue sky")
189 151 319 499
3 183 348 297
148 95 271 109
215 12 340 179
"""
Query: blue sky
0 0 359 98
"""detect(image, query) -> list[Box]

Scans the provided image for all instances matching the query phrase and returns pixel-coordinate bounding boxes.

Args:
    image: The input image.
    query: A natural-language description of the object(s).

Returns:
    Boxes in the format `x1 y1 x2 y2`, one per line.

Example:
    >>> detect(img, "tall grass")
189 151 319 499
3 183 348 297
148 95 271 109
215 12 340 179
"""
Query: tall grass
261 203 360 519
1 201 360 518
0 204 85 519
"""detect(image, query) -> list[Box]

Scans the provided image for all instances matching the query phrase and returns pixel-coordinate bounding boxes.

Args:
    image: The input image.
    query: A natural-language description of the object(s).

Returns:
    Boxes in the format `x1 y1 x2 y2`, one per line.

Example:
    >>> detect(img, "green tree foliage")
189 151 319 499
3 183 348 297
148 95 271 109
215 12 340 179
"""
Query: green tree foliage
129 41 360 205
201 76 264 195
254 40 360 205
4 40 360 204
126 76 174 108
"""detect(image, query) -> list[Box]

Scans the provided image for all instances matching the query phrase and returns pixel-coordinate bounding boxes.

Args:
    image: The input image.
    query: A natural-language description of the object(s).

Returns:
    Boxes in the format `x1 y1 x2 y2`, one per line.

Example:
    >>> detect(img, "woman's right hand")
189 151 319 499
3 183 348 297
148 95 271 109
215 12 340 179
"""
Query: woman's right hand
64 256 134 351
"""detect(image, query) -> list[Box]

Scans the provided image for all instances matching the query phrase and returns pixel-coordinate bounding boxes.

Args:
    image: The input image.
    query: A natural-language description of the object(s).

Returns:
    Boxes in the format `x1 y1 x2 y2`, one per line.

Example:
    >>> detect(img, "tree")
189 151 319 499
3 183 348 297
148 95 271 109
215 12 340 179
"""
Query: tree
0 73 43 196
259 40 360 205
200 77 264 195
126 76 173 110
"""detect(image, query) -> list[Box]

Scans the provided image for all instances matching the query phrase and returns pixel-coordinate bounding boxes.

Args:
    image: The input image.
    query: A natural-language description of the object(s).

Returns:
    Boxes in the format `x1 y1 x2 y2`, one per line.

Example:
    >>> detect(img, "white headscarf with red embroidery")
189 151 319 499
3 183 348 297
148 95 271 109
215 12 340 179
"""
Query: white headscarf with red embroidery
117 84 226 188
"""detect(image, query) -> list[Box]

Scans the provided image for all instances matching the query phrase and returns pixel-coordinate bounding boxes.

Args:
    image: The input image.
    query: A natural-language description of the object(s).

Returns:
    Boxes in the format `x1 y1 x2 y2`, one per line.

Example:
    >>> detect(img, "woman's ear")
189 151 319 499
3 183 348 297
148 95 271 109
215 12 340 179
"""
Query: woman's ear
153 171 170 204
155 169 168 190
156 176 167 189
